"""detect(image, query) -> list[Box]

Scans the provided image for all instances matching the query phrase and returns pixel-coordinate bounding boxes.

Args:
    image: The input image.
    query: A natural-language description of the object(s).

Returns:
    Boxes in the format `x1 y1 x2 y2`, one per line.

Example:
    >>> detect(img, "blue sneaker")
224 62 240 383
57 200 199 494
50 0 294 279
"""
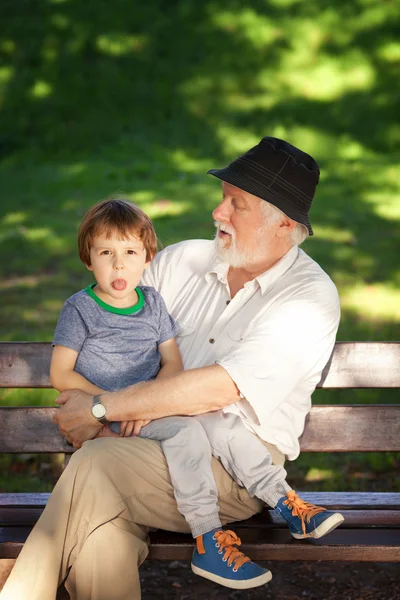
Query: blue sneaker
191 529 272 589
275 491 344 539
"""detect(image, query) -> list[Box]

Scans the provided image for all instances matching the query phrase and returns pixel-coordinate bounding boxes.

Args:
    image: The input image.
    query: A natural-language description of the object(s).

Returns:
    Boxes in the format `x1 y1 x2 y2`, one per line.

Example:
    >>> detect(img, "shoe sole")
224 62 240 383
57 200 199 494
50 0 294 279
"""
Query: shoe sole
191 564 272 589
291 513 345 540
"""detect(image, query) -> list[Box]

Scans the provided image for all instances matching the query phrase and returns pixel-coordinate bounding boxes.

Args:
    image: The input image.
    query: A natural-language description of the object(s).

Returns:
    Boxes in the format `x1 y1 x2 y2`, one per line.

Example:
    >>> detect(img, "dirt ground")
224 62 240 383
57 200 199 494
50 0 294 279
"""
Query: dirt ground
139 560 400 600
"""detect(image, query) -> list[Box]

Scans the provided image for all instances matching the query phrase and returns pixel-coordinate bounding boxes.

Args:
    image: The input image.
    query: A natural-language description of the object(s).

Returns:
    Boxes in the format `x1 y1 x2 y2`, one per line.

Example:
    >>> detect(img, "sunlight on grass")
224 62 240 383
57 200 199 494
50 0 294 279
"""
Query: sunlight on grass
0 274 52 291
0 388 58 407
0 39 16 54
214 126 261 157
312 226 356 244
378 42 400 62
142 200 192 219
2 212 27 226
60 163 87 176
51 13 70 29
305 468 335 482
210 8 281 48
0 67 13 85
279 53 375 100
341 284 400 322
30 80 53 99
96 33 149 56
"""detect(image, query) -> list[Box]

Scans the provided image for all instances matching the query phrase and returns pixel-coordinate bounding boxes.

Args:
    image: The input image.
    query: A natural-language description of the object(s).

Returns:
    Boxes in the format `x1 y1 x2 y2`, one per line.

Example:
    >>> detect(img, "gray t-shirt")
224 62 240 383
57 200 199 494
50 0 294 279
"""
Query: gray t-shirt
53 285 179 393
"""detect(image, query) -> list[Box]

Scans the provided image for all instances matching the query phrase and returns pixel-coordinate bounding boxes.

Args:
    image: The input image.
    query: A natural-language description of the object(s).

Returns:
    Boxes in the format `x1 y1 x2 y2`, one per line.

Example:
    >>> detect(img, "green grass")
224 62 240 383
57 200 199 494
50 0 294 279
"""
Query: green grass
1 0 399 492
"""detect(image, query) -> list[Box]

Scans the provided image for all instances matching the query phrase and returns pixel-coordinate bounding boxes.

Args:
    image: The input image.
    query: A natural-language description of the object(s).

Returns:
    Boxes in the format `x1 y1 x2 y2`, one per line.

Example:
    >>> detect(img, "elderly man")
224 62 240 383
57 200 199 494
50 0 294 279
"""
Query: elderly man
1 137 340 600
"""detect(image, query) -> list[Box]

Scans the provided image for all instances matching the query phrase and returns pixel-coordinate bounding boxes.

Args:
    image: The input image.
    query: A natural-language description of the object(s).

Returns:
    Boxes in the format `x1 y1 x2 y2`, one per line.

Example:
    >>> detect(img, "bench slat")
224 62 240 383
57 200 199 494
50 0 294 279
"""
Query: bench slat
1 342 400 389
319 342 400 388
1 491 399 509
1 508 399 528
1 528 399 562
1 405 399 453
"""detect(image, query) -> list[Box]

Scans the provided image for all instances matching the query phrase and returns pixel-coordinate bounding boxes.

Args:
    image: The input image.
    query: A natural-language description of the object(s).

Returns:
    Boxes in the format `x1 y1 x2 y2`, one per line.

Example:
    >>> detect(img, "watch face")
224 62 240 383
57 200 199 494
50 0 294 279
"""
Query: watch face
92 403 106 419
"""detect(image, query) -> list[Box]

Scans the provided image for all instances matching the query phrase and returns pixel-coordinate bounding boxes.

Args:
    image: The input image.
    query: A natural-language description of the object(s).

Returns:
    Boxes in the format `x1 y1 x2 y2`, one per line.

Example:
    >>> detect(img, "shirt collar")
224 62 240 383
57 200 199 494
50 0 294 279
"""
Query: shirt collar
205 253 230 284
205 245 299 294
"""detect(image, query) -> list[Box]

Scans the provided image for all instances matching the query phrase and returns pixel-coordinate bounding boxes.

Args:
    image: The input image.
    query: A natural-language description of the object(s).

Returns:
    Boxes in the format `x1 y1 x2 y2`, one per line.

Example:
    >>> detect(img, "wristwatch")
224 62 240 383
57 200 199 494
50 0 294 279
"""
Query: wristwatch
91 395 109 425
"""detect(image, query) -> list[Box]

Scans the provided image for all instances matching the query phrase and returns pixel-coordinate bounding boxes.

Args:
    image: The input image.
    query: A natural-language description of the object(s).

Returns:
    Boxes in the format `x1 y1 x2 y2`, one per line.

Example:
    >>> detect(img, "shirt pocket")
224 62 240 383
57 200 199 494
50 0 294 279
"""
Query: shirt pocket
176 319 196 338
226 319 256 342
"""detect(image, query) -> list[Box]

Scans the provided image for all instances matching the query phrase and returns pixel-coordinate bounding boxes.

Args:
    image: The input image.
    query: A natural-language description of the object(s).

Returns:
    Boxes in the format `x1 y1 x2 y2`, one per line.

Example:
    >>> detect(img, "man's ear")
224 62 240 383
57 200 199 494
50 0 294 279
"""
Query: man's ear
277 216 296 238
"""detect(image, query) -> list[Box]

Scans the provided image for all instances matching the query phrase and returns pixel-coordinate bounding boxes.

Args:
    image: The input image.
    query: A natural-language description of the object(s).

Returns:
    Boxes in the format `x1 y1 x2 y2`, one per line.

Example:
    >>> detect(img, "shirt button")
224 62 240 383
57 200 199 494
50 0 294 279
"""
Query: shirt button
226 300 230 305
209 338 215 344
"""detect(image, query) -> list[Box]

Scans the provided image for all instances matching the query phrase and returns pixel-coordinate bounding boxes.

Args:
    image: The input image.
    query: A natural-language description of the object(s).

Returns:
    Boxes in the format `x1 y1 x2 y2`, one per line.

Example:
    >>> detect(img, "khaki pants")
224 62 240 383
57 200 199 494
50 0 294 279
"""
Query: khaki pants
0 436 284 600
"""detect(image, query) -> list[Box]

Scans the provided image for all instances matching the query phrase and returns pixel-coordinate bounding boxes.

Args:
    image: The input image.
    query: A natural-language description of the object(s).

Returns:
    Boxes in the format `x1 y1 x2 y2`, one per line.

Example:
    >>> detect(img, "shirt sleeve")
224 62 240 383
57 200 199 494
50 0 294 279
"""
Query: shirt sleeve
216 287 340 427
156 292 181 344
53 299 88 352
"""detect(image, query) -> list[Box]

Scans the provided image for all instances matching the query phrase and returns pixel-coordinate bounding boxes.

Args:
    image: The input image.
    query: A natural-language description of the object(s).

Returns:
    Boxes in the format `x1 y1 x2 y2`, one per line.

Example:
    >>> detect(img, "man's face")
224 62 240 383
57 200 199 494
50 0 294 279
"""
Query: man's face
212 182 279 268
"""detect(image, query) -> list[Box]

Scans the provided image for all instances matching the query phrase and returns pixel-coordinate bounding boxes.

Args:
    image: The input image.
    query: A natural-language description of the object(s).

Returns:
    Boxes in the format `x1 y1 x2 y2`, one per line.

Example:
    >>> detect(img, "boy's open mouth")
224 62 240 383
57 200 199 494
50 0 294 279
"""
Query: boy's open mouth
112 279 127 291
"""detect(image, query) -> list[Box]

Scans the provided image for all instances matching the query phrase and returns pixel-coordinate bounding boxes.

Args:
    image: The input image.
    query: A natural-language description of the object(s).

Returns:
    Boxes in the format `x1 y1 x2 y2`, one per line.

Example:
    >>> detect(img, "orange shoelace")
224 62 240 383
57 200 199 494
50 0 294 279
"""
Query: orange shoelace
213 530 251 571
283 491 326 536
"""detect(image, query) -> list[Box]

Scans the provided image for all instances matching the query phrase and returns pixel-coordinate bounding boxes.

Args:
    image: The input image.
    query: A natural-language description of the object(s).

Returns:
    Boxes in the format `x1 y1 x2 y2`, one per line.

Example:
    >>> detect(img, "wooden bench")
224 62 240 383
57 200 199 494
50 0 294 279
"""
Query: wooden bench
1 341 400 588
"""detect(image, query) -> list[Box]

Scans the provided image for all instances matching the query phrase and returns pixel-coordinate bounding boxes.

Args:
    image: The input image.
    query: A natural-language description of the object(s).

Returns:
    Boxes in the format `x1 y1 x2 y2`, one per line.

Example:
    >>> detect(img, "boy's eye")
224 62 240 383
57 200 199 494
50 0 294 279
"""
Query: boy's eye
100 250 111 255
127 250 136 255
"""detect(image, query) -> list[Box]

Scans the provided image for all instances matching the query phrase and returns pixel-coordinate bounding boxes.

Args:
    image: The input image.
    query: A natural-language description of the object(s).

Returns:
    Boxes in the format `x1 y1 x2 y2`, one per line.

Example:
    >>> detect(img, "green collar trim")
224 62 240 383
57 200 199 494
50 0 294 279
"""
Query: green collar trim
85 284 145 315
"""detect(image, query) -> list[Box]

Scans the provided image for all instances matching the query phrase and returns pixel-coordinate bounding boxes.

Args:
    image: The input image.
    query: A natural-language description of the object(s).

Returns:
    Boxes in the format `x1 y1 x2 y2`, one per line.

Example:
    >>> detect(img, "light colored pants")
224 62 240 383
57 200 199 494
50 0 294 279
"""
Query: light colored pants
139 411 290 536
0 434 285 600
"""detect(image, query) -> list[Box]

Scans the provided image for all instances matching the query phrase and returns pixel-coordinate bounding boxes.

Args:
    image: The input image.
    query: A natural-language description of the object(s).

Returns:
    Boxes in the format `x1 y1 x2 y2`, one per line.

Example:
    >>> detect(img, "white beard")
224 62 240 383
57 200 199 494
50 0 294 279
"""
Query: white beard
214 221 268 268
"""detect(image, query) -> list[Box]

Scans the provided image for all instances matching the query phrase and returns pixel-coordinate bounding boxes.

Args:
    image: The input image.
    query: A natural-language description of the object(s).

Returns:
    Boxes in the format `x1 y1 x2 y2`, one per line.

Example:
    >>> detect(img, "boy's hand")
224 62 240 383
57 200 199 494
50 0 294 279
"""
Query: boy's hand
120 419 151 437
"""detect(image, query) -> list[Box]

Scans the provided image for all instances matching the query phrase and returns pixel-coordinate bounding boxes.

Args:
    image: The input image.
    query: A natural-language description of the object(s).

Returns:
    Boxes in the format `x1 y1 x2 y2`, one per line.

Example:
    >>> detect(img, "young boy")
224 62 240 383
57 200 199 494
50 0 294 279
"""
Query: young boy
51 198 344 590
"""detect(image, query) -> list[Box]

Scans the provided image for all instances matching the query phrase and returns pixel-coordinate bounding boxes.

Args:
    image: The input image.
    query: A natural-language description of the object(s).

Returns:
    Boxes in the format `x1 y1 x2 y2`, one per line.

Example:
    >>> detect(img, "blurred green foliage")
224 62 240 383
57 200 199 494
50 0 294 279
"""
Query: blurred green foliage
0 0 399 491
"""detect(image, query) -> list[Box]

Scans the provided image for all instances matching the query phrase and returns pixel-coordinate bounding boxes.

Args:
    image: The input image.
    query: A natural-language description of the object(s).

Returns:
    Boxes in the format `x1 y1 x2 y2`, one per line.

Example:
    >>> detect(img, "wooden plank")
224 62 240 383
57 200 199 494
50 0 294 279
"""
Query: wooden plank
1 405 400 453
0 491 399 510
1 528 399 561
299 405 400 452
1 507 399 528
0 408 73 453
319 342 400 388
0 343 52 388
1 342 400 389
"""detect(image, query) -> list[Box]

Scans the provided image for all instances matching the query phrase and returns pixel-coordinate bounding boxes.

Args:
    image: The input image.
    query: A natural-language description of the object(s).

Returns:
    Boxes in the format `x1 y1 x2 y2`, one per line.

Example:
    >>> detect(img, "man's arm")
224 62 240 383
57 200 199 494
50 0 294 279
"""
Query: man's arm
54 364 240 448
118 337 183 437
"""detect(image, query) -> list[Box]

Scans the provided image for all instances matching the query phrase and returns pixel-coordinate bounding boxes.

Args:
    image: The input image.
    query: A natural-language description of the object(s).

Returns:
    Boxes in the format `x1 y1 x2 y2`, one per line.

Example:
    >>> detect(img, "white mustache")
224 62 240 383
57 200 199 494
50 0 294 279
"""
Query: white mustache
214 221 234 236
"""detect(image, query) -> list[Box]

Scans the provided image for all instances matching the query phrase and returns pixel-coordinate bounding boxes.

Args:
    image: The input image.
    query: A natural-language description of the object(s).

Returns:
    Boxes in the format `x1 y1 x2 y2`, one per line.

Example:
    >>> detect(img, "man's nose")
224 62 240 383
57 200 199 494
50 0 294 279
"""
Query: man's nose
212 198 231 222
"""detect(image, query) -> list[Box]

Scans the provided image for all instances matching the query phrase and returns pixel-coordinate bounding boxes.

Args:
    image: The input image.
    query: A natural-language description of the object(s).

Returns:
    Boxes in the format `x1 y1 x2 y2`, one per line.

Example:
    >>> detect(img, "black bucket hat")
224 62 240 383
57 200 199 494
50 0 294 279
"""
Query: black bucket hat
207 137 320 236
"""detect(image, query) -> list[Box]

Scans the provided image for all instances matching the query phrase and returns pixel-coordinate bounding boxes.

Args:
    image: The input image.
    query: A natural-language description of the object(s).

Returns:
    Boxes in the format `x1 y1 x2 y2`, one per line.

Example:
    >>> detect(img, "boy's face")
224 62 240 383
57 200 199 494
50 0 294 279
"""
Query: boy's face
86 231 150 307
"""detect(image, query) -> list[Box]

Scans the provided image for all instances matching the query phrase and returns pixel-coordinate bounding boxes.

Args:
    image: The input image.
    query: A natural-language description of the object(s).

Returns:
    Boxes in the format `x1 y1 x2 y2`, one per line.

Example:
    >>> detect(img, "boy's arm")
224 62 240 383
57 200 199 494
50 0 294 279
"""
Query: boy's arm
157 338 183 378
50 345 104 395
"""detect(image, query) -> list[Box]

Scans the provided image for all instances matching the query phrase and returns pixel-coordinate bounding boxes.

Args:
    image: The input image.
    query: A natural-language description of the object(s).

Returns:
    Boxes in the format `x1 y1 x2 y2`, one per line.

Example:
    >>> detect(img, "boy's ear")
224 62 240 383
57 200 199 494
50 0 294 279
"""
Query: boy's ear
143 260 151 270
85 263 93 272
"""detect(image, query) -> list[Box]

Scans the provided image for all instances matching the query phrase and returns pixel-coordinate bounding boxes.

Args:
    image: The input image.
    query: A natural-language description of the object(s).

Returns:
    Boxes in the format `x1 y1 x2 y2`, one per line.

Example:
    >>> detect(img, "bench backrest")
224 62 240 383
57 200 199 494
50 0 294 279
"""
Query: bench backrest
1 342 399 454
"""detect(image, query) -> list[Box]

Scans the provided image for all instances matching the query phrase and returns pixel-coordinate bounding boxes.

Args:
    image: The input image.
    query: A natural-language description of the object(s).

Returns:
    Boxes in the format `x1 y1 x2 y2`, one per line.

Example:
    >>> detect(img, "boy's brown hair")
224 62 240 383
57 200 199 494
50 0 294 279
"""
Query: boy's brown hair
78 197 158 266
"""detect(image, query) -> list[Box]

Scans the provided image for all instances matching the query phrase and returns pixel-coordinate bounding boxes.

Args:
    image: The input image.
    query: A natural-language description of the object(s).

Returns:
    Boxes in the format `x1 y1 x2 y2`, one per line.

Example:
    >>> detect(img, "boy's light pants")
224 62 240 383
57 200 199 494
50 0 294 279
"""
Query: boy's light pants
0 425 285 600
139 410 290 536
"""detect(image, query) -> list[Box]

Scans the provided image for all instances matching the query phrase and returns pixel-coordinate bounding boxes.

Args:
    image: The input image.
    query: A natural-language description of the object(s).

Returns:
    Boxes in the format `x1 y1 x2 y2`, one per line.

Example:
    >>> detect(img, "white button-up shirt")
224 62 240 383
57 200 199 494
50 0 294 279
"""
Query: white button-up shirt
141 240 340 460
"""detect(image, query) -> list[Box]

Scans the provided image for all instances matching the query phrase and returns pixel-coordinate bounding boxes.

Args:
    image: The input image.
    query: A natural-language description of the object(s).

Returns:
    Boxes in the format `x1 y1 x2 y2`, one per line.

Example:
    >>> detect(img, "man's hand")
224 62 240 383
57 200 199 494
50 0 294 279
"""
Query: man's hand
120 419 151 437
53 389 102 449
